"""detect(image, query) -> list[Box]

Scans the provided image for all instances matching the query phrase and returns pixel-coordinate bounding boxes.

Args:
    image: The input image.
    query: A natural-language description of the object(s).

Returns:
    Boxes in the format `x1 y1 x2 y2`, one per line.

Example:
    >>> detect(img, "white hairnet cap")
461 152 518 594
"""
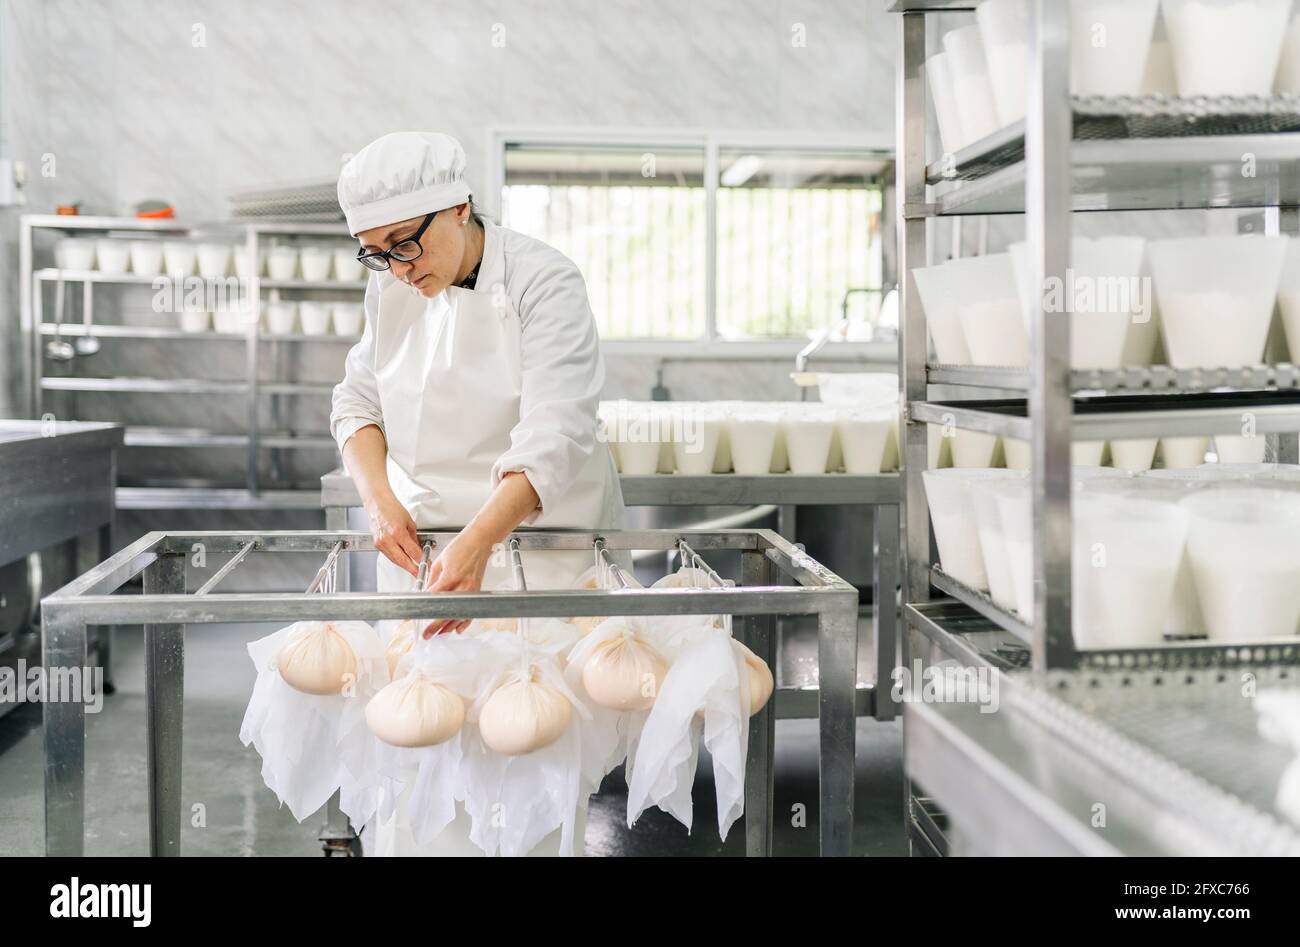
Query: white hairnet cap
337 131 472 236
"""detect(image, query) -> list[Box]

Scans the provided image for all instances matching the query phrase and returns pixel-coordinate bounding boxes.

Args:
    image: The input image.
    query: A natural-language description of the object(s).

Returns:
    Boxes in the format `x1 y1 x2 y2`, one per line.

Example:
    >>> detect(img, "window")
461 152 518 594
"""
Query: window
501 145 706 339
498 135 890 342
716 150 885 339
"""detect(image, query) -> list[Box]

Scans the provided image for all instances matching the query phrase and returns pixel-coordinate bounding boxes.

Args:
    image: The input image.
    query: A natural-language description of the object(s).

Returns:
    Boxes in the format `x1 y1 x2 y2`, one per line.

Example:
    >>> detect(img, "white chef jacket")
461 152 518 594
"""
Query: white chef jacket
330 221 624 585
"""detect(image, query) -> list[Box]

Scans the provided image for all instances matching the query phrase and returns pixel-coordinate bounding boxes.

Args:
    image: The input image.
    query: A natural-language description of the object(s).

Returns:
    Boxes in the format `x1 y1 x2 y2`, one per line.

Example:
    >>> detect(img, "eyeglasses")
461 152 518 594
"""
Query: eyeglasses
356 211 437 271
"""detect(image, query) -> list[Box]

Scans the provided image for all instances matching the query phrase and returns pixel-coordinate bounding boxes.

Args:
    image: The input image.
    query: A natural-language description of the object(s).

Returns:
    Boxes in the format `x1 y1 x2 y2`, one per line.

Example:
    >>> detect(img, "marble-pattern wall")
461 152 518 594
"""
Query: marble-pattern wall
4 0 896 220
2 0 898 420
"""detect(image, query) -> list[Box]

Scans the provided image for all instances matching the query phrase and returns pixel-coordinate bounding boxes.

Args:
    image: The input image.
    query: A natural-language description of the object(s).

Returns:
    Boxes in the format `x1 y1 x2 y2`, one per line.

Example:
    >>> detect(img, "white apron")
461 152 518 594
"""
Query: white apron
364 233 622 855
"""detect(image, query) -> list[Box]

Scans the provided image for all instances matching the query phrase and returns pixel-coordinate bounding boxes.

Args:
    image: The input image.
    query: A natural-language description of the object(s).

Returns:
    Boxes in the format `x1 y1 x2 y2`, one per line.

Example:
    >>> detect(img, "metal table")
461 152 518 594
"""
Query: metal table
320 467 902 720
0 420 120 699
41 527 861 857
904 664 1300 857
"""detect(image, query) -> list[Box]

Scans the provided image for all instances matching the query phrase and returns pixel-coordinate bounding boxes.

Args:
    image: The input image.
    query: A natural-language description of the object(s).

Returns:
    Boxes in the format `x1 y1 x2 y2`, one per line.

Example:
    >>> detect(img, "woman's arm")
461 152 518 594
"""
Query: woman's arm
331 278 424 575
342 424 424 576
421 470 539 637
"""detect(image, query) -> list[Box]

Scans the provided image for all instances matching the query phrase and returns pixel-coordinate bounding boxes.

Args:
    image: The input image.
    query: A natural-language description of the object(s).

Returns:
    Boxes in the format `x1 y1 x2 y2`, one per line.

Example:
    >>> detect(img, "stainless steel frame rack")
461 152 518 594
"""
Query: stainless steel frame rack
893 0 1300 854
20 216 366 510
321 466 902 721
41 527 861 857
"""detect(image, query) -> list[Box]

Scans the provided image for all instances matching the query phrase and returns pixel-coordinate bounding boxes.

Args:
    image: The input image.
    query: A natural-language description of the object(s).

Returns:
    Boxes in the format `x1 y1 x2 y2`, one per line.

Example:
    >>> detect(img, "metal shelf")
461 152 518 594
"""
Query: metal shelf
115 486 325 510
123 426 335 450
23 215 363 498
888 1 975 10
917 99 1300 217
40 377 336 397
261 381 336 396
905 600 1032 671
21 214 192 235
913 390 1300 439
928 568 1032 645
39 323 359 343
911 597 1300 672
41 376 249 395
36 269 368 294
261 278 366 291
928 362 1300 394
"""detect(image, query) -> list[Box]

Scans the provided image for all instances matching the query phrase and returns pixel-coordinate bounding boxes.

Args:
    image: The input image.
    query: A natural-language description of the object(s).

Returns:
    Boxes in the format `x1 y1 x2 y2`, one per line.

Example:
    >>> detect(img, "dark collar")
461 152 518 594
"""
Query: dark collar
457 259 481 290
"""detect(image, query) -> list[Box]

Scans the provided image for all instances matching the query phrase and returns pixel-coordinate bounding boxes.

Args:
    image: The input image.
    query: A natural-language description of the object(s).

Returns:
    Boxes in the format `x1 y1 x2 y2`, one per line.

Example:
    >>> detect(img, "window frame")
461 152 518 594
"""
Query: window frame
485 127 895 355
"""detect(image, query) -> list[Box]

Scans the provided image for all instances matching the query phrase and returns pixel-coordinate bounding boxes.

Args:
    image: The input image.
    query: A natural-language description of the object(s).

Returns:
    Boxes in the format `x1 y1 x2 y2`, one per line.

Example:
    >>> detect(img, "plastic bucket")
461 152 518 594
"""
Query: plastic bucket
924 468 1023 591
727 415 779 476
1279 238 1300 362
1183 486 1300 641
836 410 895 474
948 254 1028 367
1158 436 1208 469
1214 435 1267 464
781 408 836 475
1108 437 1158 472
970 473 1029 610
1071 491 1189 648
912 262 973 365
1147 236 1288 370
1278 14 1300 92
1161 0 1292 95
1070 0 1160 95
976 0 1030 126
1009 236 1148 370
942 25 1001 143
926 52 966 155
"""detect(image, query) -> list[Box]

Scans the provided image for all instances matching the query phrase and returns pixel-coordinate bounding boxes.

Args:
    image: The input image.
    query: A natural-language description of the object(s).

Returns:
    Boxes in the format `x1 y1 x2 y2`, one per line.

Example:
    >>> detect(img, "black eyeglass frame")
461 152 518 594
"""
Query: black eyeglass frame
355 211 438 271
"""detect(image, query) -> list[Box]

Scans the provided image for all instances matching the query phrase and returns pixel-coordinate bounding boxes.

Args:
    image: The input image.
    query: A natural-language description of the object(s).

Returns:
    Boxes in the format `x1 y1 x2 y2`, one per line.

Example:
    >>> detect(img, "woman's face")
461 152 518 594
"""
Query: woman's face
357 203 469 297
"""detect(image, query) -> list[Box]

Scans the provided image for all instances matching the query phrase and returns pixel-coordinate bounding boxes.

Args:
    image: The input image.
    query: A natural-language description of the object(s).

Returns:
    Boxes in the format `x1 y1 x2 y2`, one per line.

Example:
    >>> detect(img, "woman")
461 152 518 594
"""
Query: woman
330 131 625 854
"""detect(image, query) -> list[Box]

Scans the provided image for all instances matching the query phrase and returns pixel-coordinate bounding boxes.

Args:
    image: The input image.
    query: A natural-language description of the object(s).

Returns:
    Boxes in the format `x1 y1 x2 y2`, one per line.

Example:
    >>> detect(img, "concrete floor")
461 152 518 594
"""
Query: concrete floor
0 620 906 857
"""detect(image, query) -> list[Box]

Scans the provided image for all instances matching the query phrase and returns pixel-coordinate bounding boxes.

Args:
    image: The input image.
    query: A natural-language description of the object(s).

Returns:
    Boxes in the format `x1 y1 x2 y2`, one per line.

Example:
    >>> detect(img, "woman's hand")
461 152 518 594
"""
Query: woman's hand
365 493 423 576
421 532 493 638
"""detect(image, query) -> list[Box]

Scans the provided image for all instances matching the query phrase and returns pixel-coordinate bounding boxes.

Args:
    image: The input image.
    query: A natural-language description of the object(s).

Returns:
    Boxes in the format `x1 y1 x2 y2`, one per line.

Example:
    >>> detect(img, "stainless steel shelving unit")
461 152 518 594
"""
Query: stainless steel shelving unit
892 0 1300 855
20 215 366 509
41 527 860 857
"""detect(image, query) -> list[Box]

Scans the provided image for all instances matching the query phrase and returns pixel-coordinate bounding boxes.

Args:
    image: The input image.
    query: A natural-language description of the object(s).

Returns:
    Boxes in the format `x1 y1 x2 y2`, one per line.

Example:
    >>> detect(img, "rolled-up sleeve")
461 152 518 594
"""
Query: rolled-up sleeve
491 259 603 520
329 277 386 454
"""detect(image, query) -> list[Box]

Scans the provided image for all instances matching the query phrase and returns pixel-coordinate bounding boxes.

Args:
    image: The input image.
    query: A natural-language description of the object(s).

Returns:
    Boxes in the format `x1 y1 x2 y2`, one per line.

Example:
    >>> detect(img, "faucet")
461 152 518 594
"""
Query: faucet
795 329 831 401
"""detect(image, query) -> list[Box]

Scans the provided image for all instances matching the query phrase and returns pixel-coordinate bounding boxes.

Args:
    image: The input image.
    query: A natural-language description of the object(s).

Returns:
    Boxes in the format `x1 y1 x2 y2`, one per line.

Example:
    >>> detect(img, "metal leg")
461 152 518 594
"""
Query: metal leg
319 792 361 856
818 596 858 856
75 526 115 693
320 503 360 856
873 504 900 721
741 549 776 857
42 604 88 856
144 554 186 857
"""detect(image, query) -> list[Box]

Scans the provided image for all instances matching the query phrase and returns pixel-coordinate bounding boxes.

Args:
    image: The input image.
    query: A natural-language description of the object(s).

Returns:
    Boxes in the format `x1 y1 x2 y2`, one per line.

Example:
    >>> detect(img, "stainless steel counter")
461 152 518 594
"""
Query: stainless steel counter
0 419 121 705
0 420 121 567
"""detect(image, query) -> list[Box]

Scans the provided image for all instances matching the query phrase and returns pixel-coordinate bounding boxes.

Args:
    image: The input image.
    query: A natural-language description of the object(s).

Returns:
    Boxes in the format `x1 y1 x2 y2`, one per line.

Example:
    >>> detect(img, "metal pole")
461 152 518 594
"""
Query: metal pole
144 554 186 856
1026 0 1075 671
897 11 931 608
873 503 900 721
245 227 261 496
817 592 858 856
41 603 88 856
896 6 928 857
741 549 775 857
